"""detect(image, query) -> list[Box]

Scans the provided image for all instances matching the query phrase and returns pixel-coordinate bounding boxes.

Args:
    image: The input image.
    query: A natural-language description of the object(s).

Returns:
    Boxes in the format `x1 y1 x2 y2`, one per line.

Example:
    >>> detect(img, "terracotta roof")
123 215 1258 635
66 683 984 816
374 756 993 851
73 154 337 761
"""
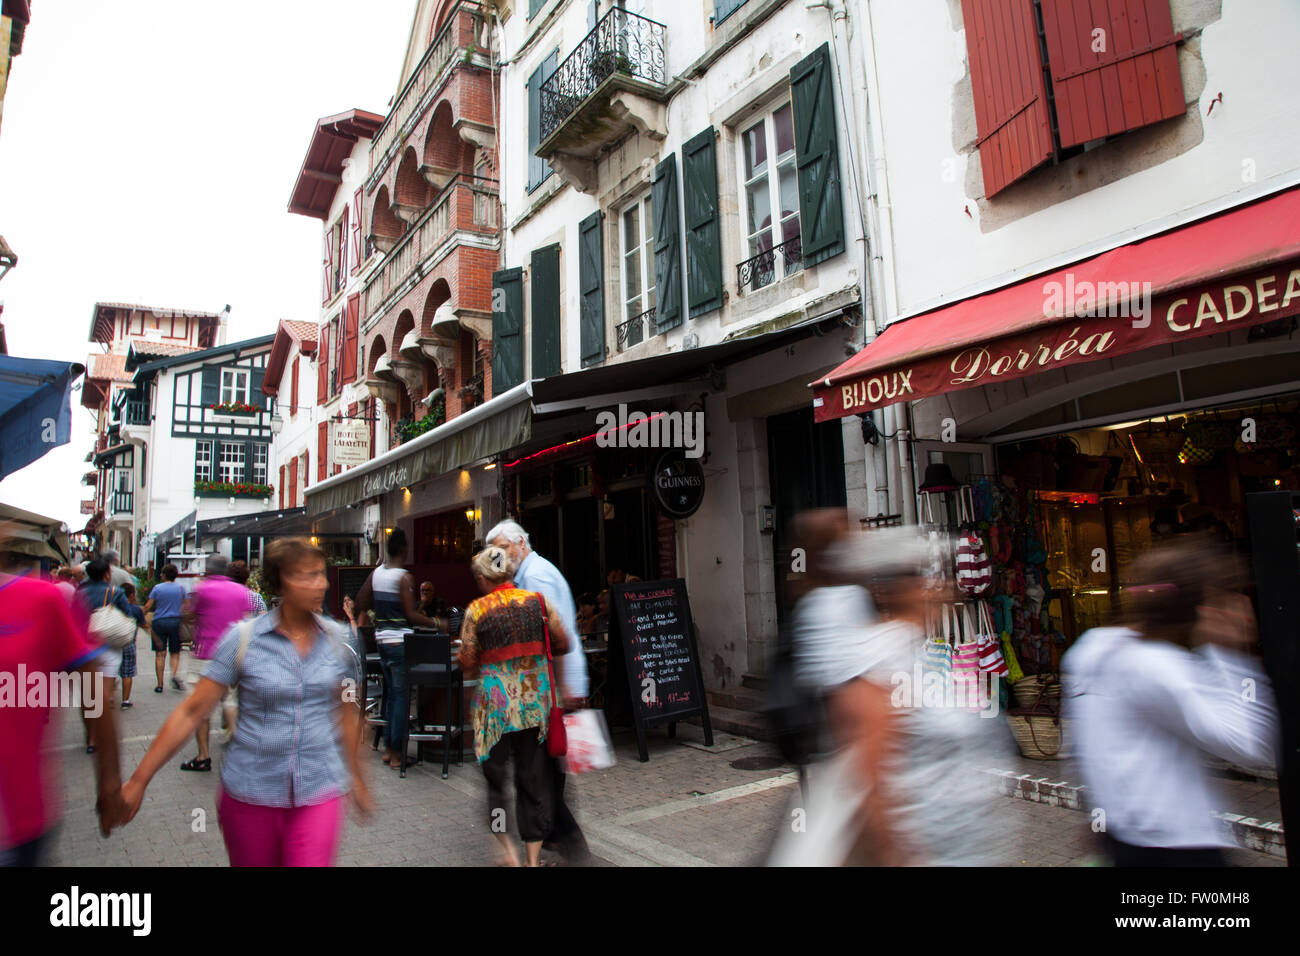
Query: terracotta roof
282 321 318 346
87 353 133 383
288 109 384 220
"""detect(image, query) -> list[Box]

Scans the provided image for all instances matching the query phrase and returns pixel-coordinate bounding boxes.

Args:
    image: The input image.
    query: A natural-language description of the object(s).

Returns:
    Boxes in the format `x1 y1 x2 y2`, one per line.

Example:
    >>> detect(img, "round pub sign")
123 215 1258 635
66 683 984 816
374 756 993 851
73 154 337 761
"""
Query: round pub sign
648 450 705 519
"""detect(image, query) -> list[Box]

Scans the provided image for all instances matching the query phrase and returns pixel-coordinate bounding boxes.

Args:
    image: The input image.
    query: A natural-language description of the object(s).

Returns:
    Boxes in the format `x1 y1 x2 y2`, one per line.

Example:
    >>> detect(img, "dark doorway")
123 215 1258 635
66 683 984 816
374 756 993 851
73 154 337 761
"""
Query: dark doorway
766 406 847 627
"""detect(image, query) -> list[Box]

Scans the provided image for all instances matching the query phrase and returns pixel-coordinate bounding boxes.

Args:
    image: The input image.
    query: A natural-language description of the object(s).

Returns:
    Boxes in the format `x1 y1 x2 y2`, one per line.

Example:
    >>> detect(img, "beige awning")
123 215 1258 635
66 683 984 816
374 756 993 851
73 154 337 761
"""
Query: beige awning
0 502 71 563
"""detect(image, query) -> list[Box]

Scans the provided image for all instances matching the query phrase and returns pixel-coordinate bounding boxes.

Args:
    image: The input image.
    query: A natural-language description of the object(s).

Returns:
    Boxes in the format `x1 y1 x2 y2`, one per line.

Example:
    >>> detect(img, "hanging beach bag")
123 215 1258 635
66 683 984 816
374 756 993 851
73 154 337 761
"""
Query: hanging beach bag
952 604 983 710
975 601 1008 676
954 488 992 595
920 604 952 684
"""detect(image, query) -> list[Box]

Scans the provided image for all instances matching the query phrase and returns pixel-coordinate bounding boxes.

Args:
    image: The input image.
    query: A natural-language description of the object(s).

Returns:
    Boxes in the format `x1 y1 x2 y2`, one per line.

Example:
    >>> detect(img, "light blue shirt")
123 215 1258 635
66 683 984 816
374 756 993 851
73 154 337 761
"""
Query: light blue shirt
204 609 363 808
514 550 587 698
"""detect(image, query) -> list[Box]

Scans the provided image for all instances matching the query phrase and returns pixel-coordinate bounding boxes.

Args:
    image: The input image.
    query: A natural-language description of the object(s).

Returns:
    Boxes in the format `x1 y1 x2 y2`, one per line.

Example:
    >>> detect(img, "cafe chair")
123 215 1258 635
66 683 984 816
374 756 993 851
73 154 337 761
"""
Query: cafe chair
402 628 464 779
358 625 387 750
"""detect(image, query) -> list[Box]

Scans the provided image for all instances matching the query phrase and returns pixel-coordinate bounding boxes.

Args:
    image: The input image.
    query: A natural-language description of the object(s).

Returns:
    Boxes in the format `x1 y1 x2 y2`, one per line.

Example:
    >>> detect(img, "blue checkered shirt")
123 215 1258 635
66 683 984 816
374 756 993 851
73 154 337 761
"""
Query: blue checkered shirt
204 609 362 808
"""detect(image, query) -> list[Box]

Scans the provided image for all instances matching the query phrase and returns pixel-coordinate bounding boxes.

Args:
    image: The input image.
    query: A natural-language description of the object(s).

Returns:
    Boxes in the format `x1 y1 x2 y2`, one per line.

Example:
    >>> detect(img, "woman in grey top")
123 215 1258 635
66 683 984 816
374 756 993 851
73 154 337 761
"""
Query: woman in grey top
120 538 371 866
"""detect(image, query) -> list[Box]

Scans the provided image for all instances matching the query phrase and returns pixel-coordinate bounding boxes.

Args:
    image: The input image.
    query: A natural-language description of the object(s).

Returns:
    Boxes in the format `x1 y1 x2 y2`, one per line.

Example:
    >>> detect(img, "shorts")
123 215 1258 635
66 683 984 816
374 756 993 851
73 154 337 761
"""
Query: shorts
185 653 211 689
152 617 183 654
95 645 122 676
118 641 136 679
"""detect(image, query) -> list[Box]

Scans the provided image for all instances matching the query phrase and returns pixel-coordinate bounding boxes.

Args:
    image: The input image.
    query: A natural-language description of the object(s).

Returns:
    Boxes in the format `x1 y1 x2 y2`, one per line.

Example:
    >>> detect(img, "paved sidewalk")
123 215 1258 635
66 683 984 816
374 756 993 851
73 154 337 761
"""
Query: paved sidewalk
42 655 1284 867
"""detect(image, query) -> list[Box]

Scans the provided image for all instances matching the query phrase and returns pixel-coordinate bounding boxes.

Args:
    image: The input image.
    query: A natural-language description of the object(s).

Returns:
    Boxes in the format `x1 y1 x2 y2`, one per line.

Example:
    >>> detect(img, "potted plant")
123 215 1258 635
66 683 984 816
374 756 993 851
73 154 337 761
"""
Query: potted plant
209 400 261 416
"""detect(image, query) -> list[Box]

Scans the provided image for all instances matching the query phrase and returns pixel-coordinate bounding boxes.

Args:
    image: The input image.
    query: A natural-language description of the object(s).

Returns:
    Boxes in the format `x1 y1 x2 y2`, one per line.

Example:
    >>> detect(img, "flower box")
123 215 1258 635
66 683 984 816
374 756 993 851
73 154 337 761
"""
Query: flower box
208 401 261 416
194 481 274 499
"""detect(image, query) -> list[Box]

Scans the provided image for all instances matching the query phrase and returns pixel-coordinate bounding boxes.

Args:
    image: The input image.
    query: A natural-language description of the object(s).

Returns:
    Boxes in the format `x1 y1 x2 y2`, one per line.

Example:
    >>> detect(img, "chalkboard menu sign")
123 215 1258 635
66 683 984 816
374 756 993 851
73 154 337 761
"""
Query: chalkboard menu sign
608 578 713 762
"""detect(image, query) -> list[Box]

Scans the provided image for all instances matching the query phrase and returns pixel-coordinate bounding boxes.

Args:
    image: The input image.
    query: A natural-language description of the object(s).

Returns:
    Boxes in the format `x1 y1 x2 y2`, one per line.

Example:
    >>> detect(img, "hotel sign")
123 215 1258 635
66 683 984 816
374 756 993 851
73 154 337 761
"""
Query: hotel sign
332 420 371 468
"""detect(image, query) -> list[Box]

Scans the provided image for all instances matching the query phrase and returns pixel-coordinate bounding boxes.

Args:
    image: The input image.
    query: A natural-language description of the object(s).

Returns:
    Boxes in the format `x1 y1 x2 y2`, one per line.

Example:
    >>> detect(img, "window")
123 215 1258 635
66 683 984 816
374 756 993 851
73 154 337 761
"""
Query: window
473 156 492 225
739 101 800 291
219 441 246 484
620 195 655 345
195 441 214 482
220 368 249 405
113 468 133 514
714 0 749 24
252 444 268 485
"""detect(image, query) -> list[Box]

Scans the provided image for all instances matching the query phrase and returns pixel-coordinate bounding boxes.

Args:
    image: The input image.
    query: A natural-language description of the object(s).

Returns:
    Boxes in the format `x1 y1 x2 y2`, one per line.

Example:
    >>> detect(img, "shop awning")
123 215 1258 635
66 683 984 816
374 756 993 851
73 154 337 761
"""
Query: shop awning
812 186 1300 421
0 502 71 564
306 383 535 516
306 308 849 516
156 510 197 549
198 507 314 539
0 354 85 480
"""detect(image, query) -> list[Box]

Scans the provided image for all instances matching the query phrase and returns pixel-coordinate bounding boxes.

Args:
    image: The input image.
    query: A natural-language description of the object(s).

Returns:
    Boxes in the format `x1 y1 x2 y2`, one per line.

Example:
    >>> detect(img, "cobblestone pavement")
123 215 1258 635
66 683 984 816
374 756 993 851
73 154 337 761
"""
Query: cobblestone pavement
43 655 1283 867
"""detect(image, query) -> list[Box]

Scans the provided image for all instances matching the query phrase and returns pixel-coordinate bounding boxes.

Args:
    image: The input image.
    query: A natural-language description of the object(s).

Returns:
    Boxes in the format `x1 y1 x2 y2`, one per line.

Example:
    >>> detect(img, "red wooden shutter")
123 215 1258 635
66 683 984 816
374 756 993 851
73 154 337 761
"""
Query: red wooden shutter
303 451 310 490
962 0 1054 197
368 397 376 455
290 355 299 416
351 188 363 274
333 315 344 396
318 422 328 482
317 324 329 402
1040 0 1185 149
279 465 285 509
342 295 360 383
288 457 298 507
321 233 332 304
339 203 350 278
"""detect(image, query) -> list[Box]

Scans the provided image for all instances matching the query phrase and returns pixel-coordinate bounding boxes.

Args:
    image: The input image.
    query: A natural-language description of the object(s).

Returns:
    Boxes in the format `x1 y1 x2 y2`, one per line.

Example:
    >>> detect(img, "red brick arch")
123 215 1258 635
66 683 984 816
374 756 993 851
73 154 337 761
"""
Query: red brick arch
368 335 387 377
371 185 403 241
420 279 453 336
394 147 428 208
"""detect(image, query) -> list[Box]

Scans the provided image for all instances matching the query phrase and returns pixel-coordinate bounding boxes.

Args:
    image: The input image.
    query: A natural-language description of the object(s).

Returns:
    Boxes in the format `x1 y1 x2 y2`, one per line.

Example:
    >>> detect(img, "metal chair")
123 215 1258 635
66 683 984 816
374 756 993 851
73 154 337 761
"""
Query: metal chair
358 625 387 750
402 628 464 779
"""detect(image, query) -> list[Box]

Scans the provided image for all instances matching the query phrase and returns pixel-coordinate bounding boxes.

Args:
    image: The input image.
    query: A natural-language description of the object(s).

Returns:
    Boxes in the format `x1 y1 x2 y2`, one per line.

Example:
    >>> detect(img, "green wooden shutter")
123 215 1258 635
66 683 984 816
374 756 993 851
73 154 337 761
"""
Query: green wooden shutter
714 0 749 25
200 367 219 407
651 153 683 334
531 243 562 378
250 366 266 410
527 51 558 192
579 211 605 367
683 127 723 319
790 43 845 268
491 267 525 395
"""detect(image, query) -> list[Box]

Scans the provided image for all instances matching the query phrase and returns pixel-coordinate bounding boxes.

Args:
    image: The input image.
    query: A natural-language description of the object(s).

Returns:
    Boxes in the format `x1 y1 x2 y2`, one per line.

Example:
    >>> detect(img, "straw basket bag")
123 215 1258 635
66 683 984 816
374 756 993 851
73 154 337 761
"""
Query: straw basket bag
1006 678 1070 760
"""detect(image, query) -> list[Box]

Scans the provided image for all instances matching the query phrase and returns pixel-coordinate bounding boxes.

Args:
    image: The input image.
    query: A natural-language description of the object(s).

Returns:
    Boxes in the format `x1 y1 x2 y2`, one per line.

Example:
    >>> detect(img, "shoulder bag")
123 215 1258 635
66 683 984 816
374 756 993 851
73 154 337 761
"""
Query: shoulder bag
536 594 568 758
91 588 138 650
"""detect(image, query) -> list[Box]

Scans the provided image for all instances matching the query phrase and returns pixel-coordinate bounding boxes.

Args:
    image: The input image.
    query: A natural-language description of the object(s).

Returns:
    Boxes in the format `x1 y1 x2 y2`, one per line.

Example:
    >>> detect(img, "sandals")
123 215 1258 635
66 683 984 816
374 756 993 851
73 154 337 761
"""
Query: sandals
180 757 212 772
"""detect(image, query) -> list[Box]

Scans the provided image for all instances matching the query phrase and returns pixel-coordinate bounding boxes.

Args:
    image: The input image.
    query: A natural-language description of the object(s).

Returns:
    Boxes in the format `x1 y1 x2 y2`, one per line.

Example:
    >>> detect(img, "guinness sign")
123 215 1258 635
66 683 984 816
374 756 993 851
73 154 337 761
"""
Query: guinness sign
648 450 705 519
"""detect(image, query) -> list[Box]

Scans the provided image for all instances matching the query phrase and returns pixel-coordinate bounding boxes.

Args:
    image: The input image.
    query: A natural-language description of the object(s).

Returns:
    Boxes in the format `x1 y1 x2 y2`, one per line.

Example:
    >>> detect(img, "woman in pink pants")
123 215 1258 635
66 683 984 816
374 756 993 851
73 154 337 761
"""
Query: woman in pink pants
120 538 372 866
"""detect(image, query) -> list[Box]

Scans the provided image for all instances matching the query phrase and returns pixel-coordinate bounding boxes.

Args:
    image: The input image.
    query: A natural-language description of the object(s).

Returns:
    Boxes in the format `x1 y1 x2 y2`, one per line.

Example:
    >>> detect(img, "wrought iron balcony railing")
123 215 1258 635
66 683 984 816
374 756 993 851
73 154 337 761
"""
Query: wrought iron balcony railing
539 8 667 145
616 307 654 351
111 491 133 516
737 234 803 295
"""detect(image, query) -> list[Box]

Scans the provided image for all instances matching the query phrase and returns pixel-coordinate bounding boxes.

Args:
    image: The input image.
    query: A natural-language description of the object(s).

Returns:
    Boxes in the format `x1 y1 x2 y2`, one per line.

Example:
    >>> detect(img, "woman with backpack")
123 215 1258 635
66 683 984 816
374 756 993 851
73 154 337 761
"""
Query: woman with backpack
118 538 372 866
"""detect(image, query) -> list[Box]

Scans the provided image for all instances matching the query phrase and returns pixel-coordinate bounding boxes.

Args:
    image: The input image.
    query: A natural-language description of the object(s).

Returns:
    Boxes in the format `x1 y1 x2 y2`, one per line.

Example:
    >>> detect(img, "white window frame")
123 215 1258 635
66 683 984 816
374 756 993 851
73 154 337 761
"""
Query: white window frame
252 444 268 485
220 368 250 405
195 440 214 482
737 98 801 292
619 193 656 341
218 441 245 484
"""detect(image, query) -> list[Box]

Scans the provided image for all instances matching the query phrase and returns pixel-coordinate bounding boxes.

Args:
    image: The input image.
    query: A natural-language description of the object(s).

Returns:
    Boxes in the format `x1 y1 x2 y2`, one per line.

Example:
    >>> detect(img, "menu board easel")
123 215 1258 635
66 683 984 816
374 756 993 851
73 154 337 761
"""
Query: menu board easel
607 578 713 762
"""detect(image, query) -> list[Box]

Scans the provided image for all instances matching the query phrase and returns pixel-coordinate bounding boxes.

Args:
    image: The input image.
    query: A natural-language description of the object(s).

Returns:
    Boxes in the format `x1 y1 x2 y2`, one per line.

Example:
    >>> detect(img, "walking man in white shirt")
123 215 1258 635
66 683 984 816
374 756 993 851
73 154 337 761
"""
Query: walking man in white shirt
486 519 590 864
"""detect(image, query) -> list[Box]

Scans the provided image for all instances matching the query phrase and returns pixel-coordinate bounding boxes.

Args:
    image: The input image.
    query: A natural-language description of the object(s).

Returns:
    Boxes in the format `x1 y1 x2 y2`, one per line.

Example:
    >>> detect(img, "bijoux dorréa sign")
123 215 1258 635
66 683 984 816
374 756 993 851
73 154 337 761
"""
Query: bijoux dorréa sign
813 263 1300 422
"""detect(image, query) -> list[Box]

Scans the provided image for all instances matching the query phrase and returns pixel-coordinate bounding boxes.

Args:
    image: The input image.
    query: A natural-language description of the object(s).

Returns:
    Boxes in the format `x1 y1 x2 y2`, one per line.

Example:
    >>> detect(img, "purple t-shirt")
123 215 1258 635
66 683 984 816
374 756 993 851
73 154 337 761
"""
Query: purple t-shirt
192 575 250 660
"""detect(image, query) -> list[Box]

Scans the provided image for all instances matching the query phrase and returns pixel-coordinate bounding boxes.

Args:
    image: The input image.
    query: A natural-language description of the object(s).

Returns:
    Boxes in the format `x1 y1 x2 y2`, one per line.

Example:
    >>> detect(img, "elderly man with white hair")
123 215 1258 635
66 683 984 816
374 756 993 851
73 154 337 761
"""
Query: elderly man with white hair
484 519 590 864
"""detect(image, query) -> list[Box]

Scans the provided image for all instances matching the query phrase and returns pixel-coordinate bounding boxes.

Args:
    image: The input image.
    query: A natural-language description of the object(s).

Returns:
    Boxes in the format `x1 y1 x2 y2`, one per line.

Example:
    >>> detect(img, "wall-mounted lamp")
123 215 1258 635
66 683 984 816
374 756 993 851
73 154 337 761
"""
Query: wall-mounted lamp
465 507 480 523
483 462 497 471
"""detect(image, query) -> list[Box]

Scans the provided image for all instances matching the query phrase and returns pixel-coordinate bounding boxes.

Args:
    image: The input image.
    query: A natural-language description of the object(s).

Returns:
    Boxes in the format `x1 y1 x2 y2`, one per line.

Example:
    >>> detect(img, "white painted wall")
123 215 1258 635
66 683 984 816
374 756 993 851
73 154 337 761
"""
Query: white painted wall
861 0 1300 319
497 0 868 370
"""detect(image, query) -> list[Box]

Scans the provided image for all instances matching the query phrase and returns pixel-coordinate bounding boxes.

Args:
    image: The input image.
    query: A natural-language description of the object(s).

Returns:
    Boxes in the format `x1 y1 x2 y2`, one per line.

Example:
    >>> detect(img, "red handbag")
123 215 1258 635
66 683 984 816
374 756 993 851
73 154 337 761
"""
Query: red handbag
538 594 567 758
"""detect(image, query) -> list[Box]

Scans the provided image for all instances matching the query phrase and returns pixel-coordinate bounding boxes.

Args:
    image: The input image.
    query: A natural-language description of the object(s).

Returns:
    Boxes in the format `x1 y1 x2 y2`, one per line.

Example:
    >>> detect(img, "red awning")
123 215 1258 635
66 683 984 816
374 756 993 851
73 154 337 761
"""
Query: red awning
812 186 1300 421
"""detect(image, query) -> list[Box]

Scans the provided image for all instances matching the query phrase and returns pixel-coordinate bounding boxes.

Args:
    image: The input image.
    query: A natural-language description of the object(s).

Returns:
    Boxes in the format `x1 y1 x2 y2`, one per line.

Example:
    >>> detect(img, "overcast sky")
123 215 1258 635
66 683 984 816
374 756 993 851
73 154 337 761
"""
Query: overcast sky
0 0 415 534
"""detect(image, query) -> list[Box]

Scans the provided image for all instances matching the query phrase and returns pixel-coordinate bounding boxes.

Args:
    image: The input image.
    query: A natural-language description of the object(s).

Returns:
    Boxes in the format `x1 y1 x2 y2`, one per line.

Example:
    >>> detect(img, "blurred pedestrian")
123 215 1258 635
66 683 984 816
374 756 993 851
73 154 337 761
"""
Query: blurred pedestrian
120 537 371 866
457 546 572 867
179 554 247 772
355 528 440 770
770 527 1008 866
227 560 267 616
101 549 136 591
1064 539 1278 866
146 564 186 694
486 519 589 863
118 582 146 709
0 545 127 865
75 558 132 741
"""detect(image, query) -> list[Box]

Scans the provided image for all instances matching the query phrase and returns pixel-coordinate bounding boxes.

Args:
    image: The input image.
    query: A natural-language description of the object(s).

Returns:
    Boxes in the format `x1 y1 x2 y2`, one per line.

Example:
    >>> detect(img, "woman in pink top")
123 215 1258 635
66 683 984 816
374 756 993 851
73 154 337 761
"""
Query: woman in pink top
180 554 253 772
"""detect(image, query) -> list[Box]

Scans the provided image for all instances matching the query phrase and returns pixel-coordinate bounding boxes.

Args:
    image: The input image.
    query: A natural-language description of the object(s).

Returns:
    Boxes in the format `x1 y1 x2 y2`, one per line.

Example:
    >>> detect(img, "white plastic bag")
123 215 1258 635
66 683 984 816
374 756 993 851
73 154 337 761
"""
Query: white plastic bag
560 709 616 774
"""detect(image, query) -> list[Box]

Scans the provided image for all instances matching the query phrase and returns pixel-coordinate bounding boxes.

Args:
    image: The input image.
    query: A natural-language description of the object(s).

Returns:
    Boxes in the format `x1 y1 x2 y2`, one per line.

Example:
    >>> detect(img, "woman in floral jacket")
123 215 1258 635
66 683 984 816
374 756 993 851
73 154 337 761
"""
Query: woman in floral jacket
457 546 571 866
